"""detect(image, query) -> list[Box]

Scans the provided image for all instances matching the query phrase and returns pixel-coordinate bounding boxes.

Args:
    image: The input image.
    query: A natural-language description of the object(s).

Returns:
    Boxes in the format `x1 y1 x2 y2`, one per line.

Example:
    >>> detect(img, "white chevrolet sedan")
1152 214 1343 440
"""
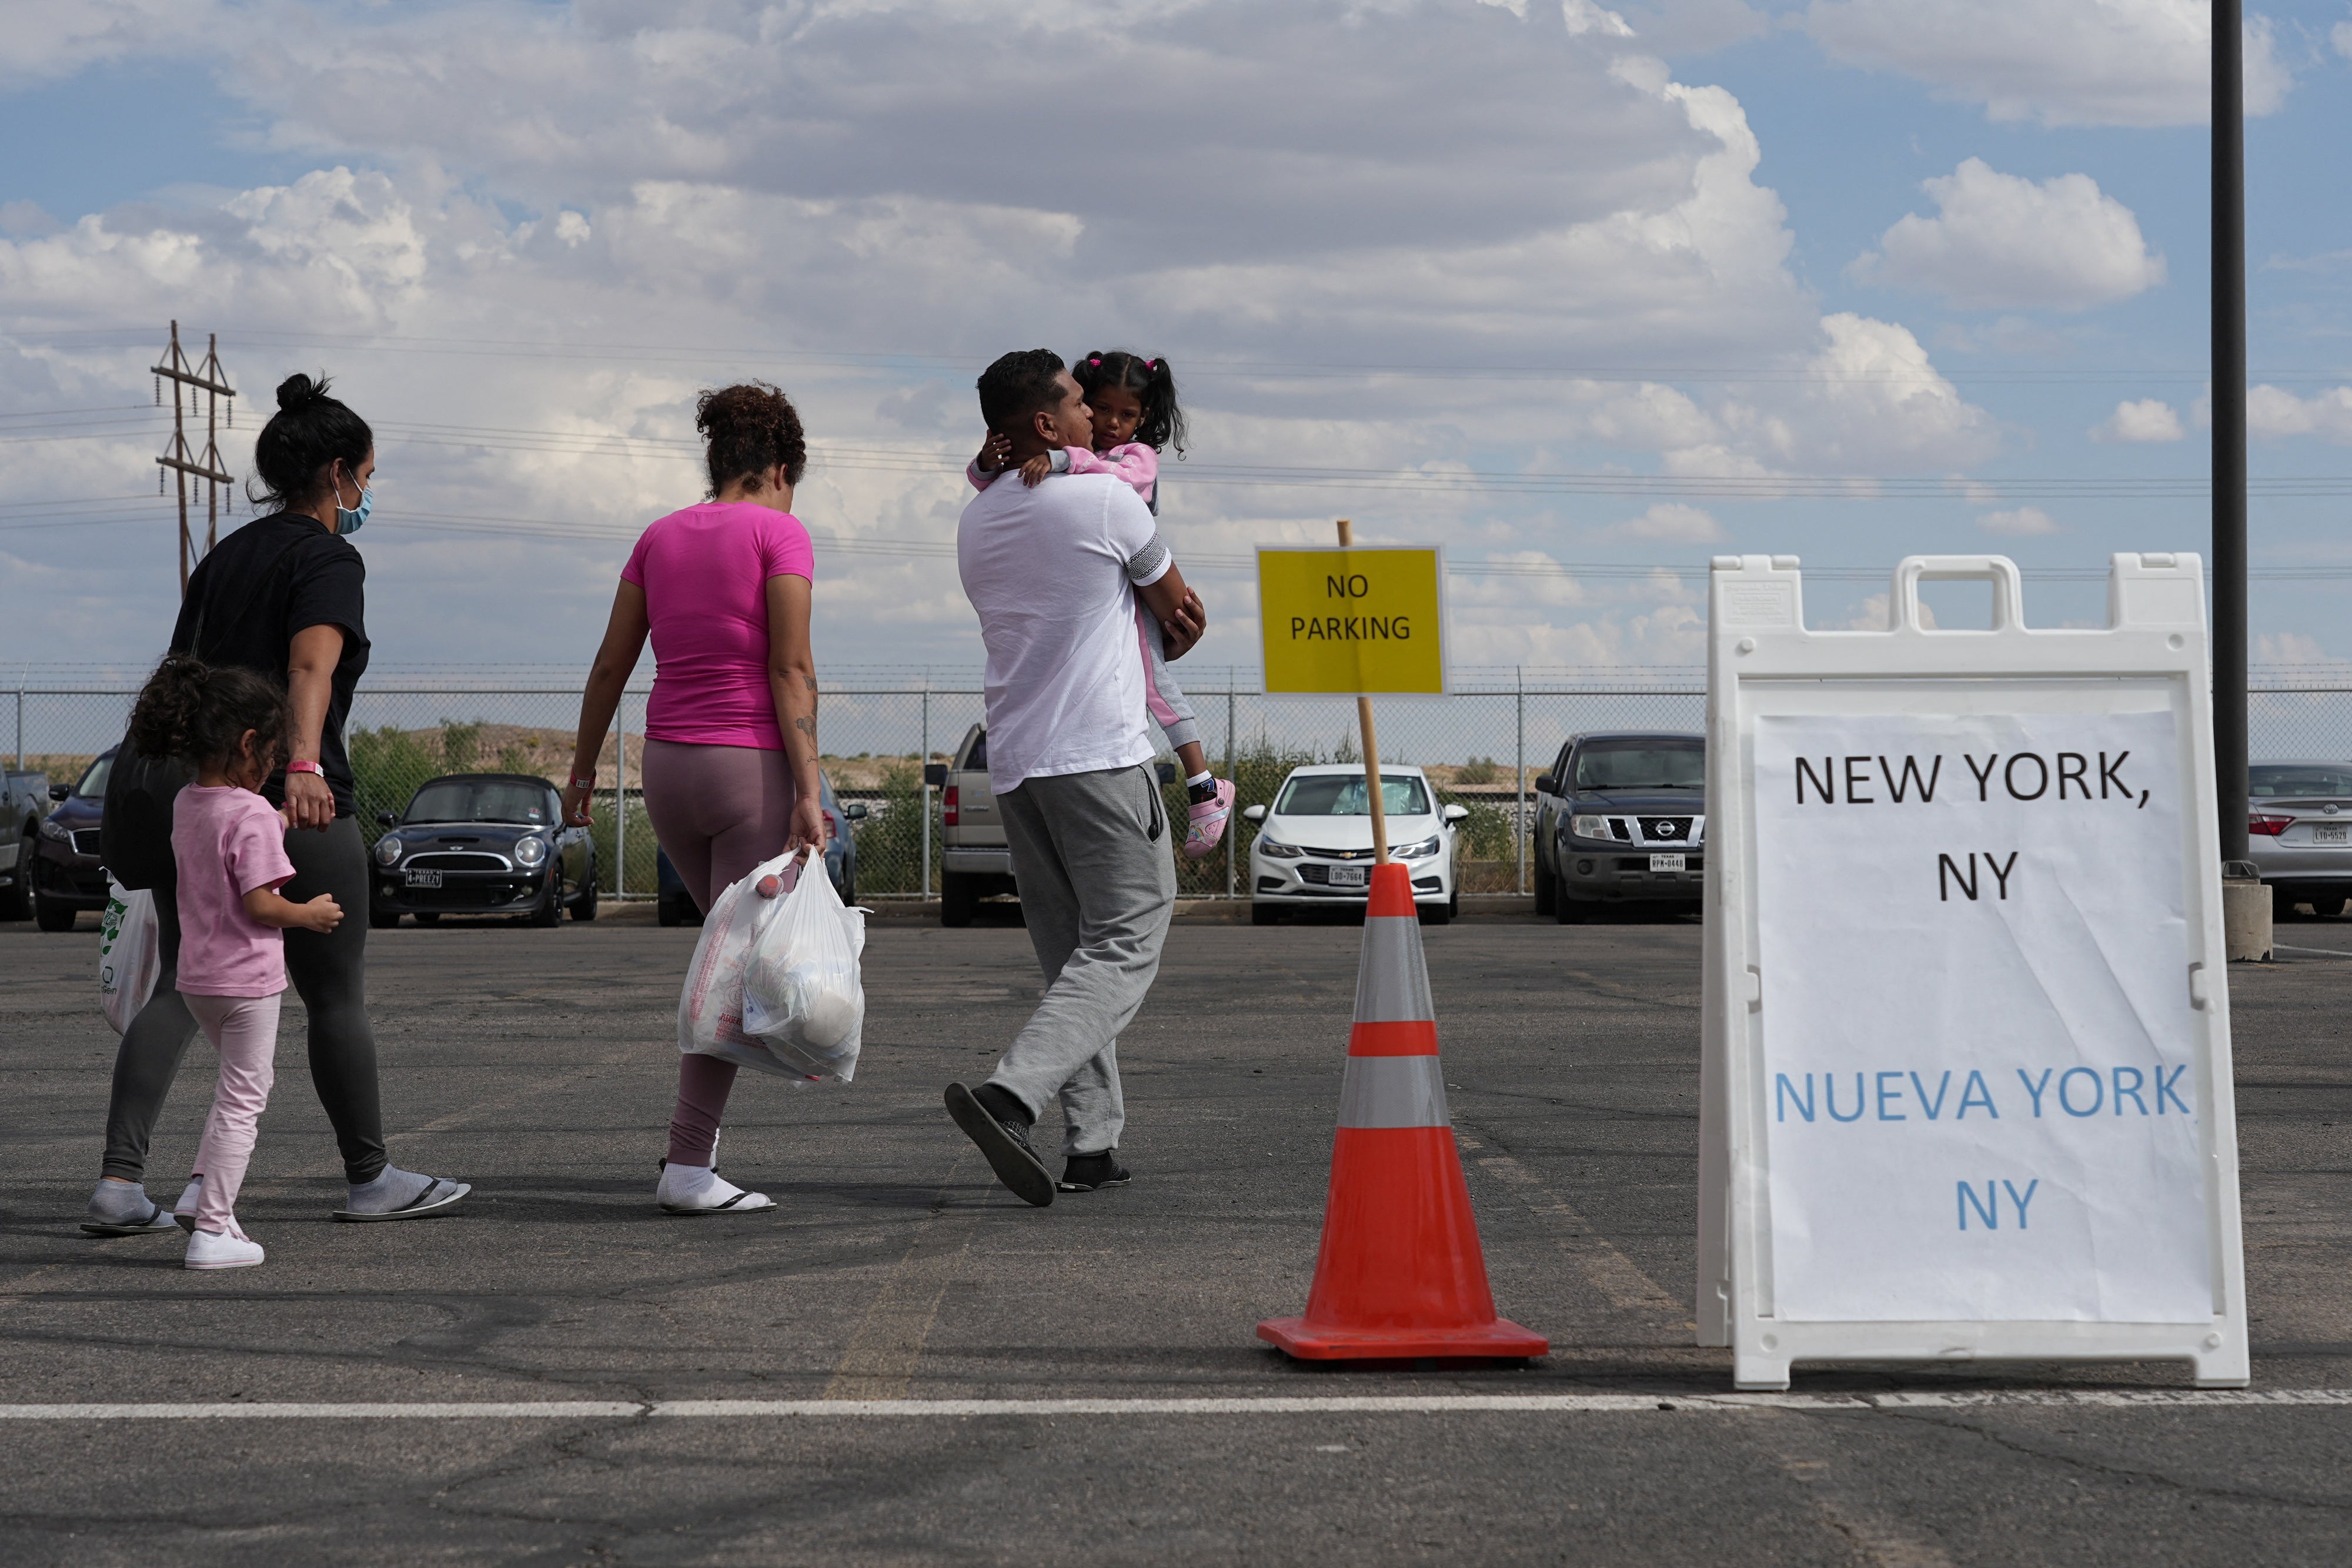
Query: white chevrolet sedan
1244 763 1467 927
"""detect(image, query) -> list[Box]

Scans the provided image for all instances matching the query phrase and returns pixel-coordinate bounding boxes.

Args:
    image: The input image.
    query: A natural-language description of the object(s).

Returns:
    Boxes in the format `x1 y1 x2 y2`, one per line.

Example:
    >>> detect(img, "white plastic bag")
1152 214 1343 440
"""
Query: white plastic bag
98 879 160 1035
676 850 797 1078
676 848 864 1082
741 846 866 1082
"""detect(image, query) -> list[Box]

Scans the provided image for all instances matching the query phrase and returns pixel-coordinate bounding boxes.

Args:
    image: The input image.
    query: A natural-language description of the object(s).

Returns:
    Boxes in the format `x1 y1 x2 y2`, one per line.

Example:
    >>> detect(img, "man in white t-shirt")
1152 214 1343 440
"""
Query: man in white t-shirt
944 349 1204 1207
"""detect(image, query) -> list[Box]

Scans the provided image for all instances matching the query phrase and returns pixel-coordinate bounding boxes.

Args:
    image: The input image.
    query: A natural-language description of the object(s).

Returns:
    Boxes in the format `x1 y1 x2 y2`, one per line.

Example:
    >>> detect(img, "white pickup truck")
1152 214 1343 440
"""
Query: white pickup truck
928 724 1013 927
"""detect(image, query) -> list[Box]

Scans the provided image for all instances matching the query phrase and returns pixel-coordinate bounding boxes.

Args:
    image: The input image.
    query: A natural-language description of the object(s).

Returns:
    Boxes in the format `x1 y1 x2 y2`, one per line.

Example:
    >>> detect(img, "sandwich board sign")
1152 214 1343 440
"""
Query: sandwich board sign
1696 553 2248 1390
1257 545 1447 695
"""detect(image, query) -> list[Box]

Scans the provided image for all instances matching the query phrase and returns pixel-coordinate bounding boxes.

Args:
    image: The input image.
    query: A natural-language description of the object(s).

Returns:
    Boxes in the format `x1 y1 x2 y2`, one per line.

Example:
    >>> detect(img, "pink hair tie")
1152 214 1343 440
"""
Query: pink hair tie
1145 359 1157 370
1088 356 1101 365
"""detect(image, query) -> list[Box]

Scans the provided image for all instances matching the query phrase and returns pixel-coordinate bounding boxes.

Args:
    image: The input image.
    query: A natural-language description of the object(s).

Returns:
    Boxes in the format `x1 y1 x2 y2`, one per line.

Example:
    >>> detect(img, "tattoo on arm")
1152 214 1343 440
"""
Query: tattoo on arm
794 715 817 745
800 673 818 696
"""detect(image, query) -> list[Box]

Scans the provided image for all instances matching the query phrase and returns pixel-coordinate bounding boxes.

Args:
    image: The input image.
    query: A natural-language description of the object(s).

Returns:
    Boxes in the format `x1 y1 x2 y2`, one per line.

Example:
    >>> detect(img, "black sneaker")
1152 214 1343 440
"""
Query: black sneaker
944 1082 1054 1208
1057 1152 1131 1193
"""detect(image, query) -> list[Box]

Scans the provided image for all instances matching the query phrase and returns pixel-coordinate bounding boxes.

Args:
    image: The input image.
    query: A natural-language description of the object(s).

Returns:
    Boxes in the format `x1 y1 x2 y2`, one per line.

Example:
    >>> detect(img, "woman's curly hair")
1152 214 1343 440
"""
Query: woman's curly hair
696 382 807 498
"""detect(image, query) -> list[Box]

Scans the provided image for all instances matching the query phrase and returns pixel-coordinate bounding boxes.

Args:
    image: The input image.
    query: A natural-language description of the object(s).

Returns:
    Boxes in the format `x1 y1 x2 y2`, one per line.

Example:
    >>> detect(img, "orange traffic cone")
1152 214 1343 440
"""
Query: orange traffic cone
1257 863 1548 1360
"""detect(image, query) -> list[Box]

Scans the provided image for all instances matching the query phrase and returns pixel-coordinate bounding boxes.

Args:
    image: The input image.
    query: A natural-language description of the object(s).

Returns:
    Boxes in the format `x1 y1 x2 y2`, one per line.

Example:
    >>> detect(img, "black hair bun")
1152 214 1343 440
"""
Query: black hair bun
276 372 333 412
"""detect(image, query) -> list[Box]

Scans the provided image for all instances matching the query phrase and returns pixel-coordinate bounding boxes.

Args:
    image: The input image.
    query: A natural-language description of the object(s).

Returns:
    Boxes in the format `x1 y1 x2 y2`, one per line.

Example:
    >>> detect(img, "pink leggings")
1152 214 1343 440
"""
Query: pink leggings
183 992 281 1234
640 739 797 1167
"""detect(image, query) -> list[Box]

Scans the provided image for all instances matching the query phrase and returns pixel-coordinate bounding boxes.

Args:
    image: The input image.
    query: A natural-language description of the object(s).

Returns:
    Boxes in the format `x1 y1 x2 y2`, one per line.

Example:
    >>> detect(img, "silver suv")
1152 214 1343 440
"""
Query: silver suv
2249 760 2352 917
936 724 1014 927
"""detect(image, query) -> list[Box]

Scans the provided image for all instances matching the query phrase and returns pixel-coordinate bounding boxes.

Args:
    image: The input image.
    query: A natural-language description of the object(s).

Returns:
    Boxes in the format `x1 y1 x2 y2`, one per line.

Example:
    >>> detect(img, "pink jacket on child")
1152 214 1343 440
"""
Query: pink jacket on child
967 442 1160 513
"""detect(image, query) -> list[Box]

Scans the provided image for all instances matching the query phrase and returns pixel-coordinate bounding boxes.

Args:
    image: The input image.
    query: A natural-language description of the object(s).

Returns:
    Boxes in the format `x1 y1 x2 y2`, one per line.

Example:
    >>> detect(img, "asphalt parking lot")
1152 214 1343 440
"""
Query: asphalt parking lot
2 902 2348 1565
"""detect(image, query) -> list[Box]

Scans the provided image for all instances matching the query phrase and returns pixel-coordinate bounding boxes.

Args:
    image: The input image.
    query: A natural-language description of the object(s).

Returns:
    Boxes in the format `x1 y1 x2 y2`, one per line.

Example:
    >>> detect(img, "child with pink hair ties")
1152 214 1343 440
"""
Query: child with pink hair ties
968 349 1234 857
122 655 345 1270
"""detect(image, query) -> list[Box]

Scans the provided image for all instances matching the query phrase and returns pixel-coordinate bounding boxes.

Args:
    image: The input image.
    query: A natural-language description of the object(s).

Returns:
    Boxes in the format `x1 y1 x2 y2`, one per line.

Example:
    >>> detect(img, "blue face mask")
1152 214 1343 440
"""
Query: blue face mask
335 482 373 537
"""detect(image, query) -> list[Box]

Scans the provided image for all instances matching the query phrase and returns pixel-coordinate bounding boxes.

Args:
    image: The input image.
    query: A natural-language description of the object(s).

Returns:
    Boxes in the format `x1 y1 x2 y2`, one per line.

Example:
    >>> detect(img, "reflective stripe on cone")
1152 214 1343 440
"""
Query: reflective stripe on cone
1258 862 1549 1362
1337 1057 1448 1128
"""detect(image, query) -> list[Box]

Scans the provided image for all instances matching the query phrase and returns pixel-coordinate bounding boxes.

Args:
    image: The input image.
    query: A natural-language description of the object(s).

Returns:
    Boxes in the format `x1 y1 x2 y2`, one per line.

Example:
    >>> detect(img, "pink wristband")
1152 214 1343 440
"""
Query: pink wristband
286 759 323 778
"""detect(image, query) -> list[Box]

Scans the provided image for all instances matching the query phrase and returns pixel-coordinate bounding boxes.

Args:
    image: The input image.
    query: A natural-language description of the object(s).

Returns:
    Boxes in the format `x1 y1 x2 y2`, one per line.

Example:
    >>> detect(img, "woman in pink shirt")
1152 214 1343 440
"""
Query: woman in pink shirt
563 383 826 1215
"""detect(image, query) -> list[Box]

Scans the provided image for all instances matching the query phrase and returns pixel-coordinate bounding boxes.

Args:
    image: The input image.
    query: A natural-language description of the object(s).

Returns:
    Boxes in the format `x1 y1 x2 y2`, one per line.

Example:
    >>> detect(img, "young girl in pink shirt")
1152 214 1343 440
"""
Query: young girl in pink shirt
969 350 1235 857
126 656 345 1270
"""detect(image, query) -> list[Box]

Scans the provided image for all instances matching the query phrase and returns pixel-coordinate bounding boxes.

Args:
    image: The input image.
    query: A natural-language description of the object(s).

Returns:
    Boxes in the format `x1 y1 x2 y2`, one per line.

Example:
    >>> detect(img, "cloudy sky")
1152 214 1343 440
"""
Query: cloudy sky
4 0 2352 684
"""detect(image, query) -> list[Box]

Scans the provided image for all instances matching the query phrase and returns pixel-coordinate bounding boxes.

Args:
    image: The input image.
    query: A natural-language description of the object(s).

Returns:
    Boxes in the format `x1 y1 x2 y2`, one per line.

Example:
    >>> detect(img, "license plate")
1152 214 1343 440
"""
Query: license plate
2317 825 2348 845
1650 853 1686 872
1327 864 1368 887
405 868 443 888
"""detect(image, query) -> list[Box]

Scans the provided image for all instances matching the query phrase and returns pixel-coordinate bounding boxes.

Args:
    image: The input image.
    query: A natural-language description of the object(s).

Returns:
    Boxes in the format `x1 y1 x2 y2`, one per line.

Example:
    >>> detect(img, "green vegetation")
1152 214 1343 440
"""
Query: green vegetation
846 759 937 895
348 725 445 840
587 793 659 896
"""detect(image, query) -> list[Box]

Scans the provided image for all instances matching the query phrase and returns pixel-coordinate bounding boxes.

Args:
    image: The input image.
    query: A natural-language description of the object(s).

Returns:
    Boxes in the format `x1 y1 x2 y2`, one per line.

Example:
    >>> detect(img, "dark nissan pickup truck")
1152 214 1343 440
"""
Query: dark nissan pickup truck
1530 730 1706 923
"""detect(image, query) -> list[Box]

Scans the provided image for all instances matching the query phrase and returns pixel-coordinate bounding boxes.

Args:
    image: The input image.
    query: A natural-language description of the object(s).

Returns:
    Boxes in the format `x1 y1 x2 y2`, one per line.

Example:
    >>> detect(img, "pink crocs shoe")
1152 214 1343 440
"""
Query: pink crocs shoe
1184 778 1236 860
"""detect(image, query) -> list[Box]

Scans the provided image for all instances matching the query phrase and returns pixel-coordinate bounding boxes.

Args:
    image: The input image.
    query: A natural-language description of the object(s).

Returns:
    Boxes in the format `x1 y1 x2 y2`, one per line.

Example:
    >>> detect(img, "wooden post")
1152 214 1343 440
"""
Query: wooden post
1336 519 1387 864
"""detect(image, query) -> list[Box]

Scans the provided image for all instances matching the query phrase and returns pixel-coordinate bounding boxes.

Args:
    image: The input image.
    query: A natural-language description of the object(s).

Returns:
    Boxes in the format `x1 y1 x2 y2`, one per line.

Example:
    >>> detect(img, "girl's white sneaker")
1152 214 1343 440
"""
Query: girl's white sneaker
172 1177 203 1234
185 1226 263 1271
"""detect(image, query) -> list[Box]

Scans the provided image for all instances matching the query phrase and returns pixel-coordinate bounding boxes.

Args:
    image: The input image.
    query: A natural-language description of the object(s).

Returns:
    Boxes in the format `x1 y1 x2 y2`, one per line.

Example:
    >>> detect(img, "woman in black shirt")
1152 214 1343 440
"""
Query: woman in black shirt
83 375 469 1236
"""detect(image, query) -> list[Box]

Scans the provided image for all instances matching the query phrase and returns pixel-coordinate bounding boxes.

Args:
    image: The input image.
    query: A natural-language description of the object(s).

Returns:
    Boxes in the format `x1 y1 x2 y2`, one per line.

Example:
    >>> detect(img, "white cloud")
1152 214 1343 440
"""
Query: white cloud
1724 313 2000 473
2254 632 2350 670
0 0 2000 674
0 0 220 84
1802 1 2291 127
1606 502 1725 542
1852 159 2164 311
1563 1 1636 38
0 199 58 237
2092 398 2186 443
2247 385 2352 444
1614 1 1767 53
1978 506 2060 537
2336 22 2352 61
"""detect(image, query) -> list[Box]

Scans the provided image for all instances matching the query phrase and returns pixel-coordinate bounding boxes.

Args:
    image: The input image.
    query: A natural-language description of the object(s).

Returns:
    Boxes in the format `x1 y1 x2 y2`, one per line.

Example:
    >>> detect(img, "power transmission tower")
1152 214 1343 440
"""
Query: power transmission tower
153 320 237 596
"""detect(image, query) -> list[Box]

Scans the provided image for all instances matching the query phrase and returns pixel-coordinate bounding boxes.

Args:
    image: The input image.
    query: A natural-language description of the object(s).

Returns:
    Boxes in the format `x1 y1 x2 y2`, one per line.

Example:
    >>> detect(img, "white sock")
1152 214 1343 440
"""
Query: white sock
1187 771 1213 788
346 1166 433 1213
657 1162 717 1202
89 1179 155 1222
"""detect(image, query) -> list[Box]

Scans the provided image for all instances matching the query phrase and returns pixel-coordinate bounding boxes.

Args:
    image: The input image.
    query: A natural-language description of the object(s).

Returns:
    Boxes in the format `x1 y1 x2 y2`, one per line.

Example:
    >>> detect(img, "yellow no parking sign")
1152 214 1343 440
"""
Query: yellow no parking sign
1257 546 1447 695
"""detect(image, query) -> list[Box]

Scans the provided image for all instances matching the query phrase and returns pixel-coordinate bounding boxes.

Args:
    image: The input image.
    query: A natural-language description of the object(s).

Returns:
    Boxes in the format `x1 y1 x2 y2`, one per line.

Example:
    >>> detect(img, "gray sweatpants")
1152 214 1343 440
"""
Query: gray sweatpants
988 764 1177 1155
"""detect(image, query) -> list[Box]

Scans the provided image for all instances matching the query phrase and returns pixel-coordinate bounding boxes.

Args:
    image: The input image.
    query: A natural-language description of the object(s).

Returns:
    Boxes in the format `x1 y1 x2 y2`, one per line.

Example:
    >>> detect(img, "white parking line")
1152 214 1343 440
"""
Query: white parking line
2272 943 2352 959
0 1390 2346 1420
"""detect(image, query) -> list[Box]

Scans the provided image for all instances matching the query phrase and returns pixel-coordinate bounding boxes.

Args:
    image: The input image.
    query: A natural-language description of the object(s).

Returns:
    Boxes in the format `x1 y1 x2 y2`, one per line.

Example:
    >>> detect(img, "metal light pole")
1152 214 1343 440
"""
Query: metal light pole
2214 0 2249 863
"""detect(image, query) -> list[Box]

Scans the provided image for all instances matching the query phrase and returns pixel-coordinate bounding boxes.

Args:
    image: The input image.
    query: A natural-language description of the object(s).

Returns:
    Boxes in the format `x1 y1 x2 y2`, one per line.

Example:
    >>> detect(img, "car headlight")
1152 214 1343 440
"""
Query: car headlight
1394 835 1441 860
1569 814 1614 841
40 818 71 842
513 835 547 867
1255 837 1305 860
372 834 403 867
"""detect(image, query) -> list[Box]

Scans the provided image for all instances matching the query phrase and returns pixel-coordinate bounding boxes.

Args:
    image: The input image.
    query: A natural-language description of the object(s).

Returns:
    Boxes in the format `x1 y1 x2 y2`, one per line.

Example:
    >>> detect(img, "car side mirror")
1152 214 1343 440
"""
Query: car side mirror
376 811 399 828
49 784 70 801
844 802 868 820
1442 804 1469 824
922 764 948 788
1242 804 1267 823
1534 774 1555 795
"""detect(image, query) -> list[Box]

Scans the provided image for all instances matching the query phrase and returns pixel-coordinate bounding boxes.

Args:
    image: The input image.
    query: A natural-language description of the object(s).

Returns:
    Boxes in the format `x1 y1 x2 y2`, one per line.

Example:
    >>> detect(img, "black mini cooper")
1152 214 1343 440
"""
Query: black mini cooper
369 773 597 928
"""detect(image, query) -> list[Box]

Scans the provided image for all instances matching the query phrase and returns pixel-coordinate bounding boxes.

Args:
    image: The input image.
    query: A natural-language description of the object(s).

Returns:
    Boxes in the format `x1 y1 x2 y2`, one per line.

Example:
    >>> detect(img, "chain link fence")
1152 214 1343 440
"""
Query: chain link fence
19 681 2352 900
